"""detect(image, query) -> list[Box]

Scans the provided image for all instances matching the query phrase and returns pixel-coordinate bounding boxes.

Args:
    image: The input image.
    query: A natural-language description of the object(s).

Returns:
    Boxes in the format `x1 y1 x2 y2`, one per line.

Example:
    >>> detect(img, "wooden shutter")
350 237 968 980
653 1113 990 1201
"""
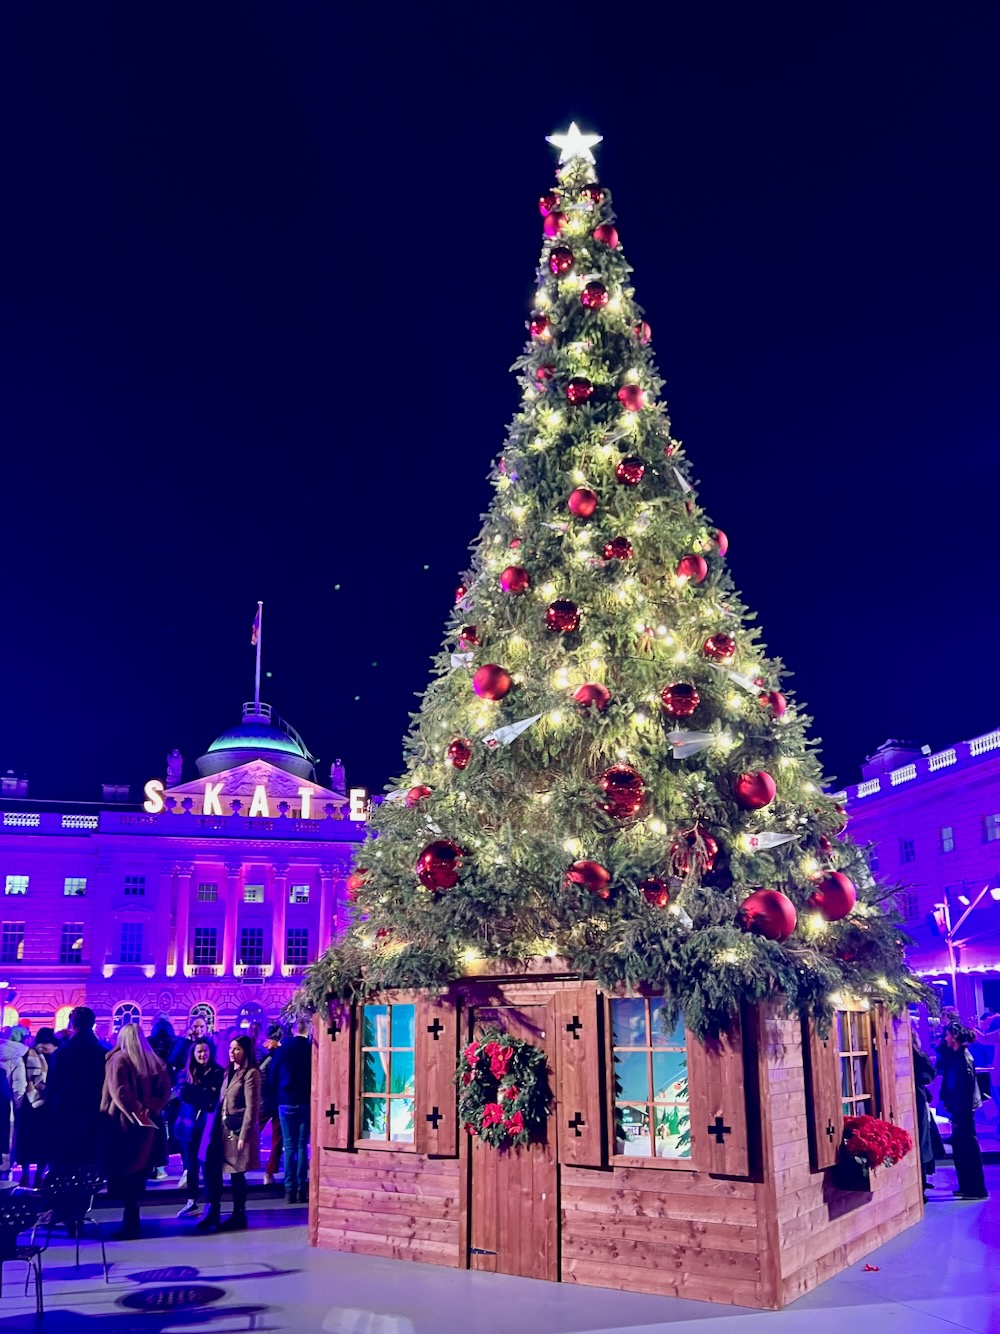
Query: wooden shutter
871 1004 898 1125
554 984 604 1167
687 1011 751 1176
802 1014 841 1170
414 994 459 1156
314 998 354 1151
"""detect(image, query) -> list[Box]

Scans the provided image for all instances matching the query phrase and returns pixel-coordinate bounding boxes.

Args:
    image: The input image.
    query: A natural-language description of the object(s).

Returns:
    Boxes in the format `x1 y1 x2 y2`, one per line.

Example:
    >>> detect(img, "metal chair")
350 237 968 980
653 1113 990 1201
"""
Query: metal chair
0 1196 44 1316
36 1167 109 1281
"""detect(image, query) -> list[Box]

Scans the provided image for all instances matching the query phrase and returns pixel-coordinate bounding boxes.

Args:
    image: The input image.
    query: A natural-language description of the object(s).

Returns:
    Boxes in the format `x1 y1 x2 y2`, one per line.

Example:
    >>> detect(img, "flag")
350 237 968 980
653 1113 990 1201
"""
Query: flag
251 605 261 646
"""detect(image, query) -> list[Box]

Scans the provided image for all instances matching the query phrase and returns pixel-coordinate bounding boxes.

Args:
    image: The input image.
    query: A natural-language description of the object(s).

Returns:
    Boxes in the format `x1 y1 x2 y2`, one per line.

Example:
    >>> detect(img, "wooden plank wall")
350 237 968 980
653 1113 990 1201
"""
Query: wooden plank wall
757 1004 923 1308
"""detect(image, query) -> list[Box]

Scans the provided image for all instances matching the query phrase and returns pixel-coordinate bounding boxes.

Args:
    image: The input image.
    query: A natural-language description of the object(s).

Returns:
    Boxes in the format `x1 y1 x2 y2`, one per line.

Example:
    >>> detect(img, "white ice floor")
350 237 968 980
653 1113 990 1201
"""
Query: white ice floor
0 1162 994 1332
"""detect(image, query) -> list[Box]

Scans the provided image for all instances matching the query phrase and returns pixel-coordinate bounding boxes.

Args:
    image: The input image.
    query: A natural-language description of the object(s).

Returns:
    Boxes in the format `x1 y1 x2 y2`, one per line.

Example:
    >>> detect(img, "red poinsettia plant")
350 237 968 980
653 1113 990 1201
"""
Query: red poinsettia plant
455 1026 550 1148
843 1114 913 1169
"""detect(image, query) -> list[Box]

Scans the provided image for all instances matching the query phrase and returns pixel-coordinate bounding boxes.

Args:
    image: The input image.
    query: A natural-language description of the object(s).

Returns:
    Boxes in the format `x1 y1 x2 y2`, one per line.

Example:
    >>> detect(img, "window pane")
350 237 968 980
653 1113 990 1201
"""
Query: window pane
615 1104 651 1156
362 1004 389 1048
655 1104 691 1159
392 1049 415 1095
652 1048 687 1102
363 1049 388 1095
612 997 647 1047
650 1000 684 1048
361 1097 386 1139
389 1097 415 1142
614 1050 650 1103
852 1057 866 1094
390 1004 415 1048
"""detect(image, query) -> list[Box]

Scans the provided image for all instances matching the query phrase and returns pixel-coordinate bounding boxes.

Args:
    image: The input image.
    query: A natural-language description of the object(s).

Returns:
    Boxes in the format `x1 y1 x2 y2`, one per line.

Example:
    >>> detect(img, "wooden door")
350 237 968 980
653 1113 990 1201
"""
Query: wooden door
467 1002 558 1281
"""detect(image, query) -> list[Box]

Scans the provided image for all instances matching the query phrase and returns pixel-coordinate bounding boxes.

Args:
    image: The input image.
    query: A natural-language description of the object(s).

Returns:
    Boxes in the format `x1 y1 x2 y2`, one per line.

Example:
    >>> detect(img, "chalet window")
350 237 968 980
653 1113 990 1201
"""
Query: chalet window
985 814 1000 843
60 923 84 964
192 927 218 966
289 884 309 904
243 883 264 904
1 923 24 963
239 927 264 965
124 875 145 897
610 997 690 1160
898 838 915 864
940 826 955 853
197 883 218 902
359 1003 415 1144
4 876 28 897
63 877 87 897
836 1008 874 1117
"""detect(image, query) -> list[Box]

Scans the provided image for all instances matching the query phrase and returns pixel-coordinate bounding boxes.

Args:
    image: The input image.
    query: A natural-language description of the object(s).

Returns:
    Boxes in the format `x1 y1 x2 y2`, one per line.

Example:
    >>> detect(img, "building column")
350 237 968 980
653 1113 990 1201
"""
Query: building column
90 860 115 973
171 862 194 976
271 863 289 977
319 865 337 953
222 862 243 975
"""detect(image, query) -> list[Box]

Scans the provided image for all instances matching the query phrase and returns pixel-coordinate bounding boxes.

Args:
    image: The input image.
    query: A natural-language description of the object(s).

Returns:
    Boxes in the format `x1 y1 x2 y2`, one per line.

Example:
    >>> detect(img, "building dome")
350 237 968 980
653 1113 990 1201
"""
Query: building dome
195 703 317 781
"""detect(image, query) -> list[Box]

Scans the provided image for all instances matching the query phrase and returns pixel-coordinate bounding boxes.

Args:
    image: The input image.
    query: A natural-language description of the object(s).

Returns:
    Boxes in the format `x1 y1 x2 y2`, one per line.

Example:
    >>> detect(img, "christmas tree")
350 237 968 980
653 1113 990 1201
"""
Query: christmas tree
306 125 923 1037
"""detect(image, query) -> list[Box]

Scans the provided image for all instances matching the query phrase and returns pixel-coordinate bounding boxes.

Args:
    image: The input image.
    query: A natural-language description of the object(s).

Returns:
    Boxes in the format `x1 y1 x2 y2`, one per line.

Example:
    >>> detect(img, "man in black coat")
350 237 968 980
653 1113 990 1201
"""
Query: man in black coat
269 1018 312 1203
45 1006 107 1168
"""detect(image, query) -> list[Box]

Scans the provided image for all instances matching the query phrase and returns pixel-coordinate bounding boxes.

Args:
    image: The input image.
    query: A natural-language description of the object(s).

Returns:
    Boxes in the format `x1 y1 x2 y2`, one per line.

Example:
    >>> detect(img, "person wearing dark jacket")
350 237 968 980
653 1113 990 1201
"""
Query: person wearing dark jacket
257 1024 284 1186
44 1007 107 1169
98 1024 172 1238
940 1021 988 1201
912 1030 937 1199
174 1039 224 1218
269 1018 312 1203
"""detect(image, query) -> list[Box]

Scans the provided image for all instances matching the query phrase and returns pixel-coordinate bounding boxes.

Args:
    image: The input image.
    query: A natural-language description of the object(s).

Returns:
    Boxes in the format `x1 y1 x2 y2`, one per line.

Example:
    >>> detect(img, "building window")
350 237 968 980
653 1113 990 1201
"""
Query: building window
359 1003 415 1143
124 875 146 897
4 876 28 897
60 924 84 965
286 927 309 967
940 826 955 853
243 883 264 904
119 922 143 964
63 877 87 897
899 838 915 864
239 927 264 966
897 891 920 922
189 1002 216 1032
867 846 880 875
836 1008 874 1117
112 1002 141 1032
1 923 24 964
289 884 310 905
197 883 218 902
985 814 1000 843
192 927 218 966
610 997 690 1159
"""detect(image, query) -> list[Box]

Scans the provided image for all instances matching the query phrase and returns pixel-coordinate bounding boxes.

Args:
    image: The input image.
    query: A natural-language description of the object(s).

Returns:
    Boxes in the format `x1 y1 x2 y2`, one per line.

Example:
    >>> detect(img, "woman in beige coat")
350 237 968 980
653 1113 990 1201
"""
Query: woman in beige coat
194 1035 261 1232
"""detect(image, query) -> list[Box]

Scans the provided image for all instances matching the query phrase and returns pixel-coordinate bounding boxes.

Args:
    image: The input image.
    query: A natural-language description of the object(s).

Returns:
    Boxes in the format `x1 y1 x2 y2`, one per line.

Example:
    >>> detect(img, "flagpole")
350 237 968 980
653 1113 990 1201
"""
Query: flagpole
254 601 263 714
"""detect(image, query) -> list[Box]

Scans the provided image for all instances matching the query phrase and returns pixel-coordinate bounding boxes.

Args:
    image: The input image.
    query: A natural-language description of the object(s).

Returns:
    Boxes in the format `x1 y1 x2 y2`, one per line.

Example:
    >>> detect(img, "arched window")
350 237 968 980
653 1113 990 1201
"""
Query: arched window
54 1005 74 1032
236 1001 266 1031
113 1001 142 1033
189 1002 216 1032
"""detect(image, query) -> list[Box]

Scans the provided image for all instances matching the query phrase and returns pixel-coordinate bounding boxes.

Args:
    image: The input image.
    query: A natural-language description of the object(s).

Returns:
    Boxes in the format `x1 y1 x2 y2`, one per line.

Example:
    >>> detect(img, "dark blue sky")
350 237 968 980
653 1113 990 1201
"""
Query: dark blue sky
1 6 998 799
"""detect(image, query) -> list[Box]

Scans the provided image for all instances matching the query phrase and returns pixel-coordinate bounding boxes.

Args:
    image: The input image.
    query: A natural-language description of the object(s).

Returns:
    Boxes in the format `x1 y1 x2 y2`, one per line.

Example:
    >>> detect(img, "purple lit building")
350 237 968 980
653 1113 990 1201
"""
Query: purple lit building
0 702 367 1037
839 729 1000 1019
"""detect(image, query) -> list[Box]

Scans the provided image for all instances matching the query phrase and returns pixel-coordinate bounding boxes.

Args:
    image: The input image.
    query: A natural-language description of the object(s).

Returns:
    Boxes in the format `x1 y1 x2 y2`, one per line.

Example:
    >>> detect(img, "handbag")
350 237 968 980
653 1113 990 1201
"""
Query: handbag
833 1143 872 1193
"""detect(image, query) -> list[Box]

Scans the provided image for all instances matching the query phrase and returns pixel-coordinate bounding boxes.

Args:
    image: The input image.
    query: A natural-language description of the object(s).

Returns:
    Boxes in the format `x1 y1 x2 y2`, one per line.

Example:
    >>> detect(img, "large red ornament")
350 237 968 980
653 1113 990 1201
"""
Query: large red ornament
615 456 645 485
676 554 708 584
709 529 729 557
592 223 619 248
574 682 611 712
545 599 580 633
529 314 552 340
415 840 464 892
808 872 857 922
737 888 797 942
604 535 634 560
455 584 467 604
639 876 670 908
660 682 700 717
548 246 574 275
566 377 594 404
543 211 568 238
473 664 512 700
635 320 652 345
617 384 645 412
671 827 719 878
346 868 368 901
565 860 612 899
597 765 646 820
405 785 432 808
759 690 787 719
446 738 473 770
500 565 530 595
568 486 598 517
581 281 609 309
703 632 736 662
734 770 777 810
459 625 480 647
538 191 561 217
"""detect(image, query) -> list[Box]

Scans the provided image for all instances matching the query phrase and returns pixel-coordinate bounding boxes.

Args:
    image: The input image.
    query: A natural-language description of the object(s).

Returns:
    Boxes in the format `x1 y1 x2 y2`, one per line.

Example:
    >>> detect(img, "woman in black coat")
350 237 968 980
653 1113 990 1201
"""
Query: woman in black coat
174 1039 224 1218
939 1021 988 1201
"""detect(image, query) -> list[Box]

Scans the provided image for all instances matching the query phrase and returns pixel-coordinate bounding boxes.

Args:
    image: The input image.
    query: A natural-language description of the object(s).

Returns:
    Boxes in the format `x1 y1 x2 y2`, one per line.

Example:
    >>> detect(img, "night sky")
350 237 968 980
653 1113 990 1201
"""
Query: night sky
2 7 998 801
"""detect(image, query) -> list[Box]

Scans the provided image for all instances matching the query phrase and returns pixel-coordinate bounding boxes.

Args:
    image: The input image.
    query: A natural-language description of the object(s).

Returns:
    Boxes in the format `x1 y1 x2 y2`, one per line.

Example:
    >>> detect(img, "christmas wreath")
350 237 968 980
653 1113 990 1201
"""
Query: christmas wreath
455 1028 550 1148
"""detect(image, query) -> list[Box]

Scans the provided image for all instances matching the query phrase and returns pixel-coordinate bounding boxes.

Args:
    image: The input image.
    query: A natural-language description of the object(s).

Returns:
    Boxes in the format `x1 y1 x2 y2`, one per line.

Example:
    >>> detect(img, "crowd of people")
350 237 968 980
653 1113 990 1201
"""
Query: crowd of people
0 1008 313 1239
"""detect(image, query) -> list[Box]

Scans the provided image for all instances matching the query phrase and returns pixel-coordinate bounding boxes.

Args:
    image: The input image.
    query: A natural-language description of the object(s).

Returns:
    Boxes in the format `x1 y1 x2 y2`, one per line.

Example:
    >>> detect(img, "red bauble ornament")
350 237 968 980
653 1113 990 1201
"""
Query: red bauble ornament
405 785 432 809
568 486 598 517
459 625 480 647
545 599 580 633
592 223 619 248
604 535 634 560
639 876 671 908
538 191 561 217
671 827 719 878
535 364 555 386
617 384 645 412
676 554 708 584
710 529 729 557
565 860 612 899
660 682 700 717
500 565 530 595
574 682 611 712
446 738 473 770
455 584 467 604
543 211 568 238
473 664 512 700
346 868 367 901
566 377 594 404
759 690 787 718
415 839 464 891
734 770 777 810
831 805 848 834
615 456 645 485
529 313 552 339
817 835 833 855
581 184 604 205
634 320 652 345
597 764 646 819
737 888 797 942
549 246 574 275
509 537 522 549
703 632 736 662
808 871 857 922
581 281 609 309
